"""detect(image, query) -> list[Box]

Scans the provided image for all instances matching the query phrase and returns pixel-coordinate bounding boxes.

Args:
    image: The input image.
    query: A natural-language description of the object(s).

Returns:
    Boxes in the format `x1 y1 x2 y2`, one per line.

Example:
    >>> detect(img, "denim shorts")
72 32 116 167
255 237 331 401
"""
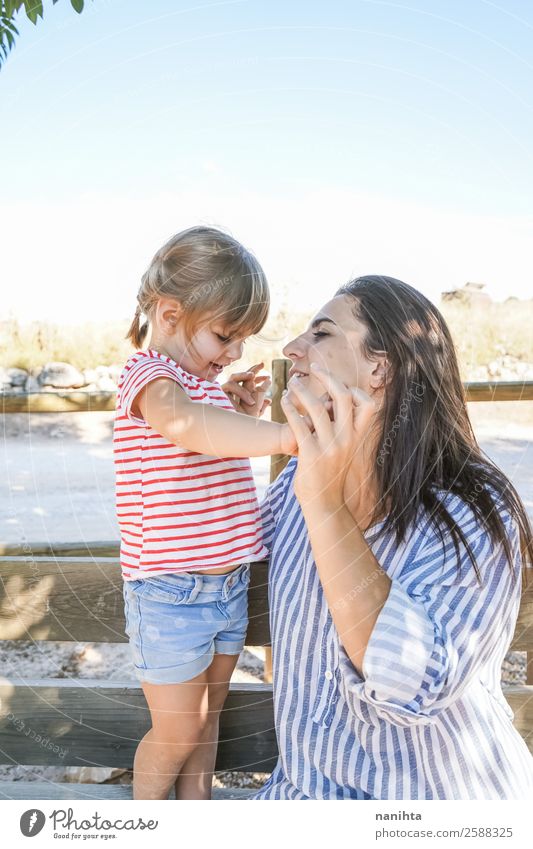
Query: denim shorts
123 563 251 685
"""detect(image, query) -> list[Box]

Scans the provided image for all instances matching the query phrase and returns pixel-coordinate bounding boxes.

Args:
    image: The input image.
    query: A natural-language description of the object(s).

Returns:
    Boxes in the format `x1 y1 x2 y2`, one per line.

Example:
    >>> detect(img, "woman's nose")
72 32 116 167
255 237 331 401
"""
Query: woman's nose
282 334 305 360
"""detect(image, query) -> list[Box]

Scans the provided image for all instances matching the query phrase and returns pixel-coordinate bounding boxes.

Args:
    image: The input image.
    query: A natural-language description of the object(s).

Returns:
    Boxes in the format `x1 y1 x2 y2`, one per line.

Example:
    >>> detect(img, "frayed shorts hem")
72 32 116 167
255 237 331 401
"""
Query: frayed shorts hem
133 639 246 685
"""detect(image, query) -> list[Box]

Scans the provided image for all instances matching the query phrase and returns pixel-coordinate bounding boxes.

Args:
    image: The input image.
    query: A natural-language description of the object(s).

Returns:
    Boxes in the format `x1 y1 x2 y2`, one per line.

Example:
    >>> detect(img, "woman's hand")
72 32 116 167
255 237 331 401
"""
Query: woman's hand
281 364 378 512
222 362 272 418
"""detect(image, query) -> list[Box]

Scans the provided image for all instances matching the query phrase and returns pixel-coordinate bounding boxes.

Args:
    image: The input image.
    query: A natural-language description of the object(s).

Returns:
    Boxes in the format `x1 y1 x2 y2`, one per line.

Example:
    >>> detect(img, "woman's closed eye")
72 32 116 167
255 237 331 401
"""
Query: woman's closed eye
312 331 329 339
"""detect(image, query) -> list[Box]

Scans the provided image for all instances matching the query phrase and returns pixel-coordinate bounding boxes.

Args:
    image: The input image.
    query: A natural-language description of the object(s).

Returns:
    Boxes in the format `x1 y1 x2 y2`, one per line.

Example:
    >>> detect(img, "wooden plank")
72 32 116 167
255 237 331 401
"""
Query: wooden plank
503 686 533 752
1 381 531 415
0 557 270 645
0 782 253 800
0 541 119 558
0 392 116 414
0 680 277 772
464 381 533 402
511 581 533 652
0 679 530 773
1 553 531 650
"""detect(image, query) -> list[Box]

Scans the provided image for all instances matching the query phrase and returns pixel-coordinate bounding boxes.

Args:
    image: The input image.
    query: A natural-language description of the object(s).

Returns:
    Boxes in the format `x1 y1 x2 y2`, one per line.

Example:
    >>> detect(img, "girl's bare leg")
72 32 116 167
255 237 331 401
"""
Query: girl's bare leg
133 670 209 800
173 653 240 800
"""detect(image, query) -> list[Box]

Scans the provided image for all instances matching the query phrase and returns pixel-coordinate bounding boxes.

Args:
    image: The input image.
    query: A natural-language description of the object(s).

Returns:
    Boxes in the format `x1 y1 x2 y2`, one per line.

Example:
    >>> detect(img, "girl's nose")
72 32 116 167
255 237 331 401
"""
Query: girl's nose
227 339 244 360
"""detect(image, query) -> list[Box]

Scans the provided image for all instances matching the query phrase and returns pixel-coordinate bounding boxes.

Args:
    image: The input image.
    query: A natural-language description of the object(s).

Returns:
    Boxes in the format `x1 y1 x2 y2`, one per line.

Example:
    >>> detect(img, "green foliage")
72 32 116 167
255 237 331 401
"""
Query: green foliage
0 318 134 371
0 0 87 68
1 301 532 376
441 300 533 375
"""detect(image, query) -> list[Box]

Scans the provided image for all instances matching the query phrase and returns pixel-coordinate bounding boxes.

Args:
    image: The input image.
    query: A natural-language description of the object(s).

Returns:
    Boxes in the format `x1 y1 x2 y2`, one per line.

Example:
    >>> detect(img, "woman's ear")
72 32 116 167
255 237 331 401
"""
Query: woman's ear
155 298 182 333
368 355 390 391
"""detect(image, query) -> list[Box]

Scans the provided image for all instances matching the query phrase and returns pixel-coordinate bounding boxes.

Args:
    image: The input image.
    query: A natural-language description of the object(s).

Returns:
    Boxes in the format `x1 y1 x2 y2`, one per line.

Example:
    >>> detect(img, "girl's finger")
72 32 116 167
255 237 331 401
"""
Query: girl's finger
224 370 255 383
221 381 254 405
280 392 314 447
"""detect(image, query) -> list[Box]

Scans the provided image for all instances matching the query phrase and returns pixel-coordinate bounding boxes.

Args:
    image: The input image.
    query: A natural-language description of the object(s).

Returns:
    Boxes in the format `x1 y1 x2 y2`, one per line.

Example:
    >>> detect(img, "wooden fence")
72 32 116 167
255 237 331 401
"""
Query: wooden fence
0 363 532 800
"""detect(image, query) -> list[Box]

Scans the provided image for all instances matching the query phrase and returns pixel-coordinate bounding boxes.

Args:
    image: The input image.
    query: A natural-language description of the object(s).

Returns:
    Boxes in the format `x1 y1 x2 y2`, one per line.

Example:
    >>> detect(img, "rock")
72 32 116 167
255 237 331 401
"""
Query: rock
65 766 124 784
96 376 117 392
1 385 24 394
0 367 10 389
7 367 28 386
467 366 489 381
83 369 99 385
38 362 85 389
24 376 40 393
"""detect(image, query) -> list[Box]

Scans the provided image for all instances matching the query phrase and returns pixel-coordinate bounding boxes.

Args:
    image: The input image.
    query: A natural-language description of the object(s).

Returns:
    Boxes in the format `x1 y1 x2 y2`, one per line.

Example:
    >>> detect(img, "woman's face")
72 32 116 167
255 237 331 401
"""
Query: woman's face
282 295 385 402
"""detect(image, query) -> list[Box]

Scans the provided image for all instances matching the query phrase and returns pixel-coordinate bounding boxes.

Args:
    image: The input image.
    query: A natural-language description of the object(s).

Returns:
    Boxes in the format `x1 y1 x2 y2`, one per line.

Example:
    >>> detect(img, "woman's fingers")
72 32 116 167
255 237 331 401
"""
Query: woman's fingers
287 376 333 442
308 365 363 434
280 391 314 447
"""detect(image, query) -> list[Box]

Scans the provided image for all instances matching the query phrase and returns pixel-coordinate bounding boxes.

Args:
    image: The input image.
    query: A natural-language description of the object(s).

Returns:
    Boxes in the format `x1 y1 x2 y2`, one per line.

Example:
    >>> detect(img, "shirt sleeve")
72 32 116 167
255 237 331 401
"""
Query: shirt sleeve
338 501 522 728
260 458 296 553
118 354 187 425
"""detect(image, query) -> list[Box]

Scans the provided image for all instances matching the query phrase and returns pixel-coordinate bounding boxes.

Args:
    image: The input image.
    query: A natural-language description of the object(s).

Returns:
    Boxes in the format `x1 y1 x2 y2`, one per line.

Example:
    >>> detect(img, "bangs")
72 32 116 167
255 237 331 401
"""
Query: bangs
223 289 270 338
190 266 270 339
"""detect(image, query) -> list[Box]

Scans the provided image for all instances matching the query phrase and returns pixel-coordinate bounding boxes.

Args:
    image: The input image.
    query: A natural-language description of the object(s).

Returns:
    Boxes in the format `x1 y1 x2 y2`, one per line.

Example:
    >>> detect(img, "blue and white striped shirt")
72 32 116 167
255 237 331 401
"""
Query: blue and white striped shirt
252 459 533 800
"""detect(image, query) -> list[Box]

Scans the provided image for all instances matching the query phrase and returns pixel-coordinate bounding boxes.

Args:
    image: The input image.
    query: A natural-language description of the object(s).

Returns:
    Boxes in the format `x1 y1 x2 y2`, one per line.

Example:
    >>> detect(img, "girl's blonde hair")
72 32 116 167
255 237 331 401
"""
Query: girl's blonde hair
126 226 269 349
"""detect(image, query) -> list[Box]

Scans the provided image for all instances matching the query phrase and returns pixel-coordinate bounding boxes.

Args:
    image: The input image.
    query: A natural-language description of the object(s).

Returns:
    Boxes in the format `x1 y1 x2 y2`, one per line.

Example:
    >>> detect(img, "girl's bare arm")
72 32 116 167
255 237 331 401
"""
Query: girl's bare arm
135 377 294 457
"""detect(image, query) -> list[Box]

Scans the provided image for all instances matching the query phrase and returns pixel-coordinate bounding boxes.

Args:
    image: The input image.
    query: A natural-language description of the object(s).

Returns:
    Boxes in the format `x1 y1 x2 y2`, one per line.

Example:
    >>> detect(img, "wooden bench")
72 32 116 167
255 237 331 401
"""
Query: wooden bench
0 366 532 799
0 546 275 799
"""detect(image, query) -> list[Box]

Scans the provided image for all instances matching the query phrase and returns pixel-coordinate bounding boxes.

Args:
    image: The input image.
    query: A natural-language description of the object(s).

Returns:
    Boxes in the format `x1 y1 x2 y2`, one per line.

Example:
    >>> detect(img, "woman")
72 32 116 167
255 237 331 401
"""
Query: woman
252 275 533 800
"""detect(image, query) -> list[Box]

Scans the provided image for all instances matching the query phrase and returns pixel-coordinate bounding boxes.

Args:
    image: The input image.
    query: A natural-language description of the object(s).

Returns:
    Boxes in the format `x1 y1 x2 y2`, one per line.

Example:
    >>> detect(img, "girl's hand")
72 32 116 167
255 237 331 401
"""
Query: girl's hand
281 364 378 511
222 363 272 418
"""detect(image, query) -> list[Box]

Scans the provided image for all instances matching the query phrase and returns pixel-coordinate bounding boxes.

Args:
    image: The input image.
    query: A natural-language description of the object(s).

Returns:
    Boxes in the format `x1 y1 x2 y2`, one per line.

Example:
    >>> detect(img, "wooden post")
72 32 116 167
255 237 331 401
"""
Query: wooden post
264 358 291 683
269 358 291 482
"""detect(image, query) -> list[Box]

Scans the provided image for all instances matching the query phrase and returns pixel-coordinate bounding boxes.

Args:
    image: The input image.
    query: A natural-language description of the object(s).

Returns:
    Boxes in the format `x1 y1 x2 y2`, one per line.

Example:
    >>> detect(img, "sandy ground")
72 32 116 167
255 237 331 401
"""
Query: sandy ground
1 403 532 787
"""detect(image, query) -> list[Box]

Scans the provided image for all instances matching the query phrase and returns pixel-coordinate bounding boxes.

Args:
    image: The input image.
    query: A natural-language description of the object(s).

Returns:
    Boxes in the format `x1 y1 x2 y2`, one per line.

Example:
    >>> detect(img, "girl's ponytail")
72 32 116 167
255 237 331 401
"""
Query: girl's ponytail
126 304 150 349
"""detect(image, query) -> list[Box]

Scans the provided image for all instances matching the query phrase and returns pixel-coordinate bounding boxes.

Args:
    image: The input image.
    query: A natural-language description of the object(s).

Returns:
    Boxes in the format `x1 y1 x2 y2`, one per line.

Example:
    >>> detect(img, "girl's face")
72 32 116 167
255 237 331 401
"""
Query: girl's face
175 320 246 381
283 295 386 402
152 298 246 381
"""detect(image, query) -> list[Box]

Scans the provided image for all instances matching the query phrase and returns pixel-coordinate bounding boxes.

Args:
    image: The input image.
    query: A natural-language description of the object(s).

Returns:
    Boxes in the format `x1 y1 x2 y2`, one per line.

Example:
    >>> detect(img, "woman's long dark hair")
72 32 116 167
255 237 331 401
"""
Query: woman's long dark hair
336 275 533 582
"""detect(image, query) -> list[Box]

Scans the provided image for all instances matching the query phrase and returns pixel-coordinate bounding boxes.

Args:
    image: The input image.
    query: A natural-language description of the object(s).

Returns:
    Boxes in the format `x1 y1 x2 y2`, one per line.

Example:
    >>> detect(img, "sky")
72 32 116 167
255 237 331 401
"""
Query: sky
1 0 532 324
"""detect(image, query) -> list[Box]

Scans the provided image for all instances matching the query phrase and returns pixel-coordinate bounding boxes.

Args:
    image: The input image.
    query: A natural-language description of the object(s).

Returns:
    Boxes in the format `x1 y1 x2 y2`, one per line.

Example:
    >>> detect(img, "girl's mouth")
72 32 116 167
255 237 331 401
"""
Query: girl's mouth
209 362 224 374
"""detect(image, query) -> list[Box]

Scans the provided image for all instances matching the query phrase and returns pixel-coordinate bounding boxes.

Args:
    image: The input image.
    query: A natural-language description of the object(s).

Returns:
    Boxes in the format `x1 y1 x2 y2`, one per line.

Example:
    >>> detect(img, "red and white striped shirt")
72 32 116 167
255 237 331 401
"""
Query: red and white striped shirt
114 349 268 580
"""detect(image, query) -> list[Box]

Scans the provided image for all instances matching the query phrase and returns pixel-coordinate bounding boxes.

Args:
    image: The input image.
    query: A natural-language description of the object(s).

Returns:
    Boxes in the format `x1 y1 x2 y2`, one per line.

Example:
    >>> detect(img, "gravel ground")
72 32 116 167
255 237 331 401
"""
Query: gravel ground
1 404 532 790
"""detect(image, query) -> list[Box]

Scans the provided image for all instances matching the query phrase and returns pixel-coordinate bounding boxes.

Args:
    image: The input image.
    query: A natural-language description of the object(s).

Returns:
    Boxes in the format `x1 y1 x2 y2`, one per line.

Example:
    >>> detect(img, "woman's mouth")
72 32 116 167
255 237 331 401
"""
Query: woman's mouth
288 367 309 379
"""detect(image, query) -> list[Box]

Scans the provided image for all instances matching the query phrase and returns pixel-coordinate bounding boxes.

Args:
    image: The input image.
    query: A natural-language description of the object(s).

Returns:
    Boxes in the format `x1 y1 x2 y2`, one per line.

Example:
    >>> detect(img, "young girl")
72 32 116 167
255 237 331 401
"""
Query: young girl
115 226 293 800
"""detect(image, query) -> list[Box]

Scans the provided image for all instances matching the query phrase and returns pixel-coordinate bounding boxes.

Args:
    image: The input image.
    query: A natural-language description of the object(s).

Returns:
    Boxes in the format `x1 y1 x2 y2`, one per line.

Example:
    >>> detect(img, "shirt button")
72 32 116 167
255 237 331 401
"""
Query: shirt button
324 670 333 681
